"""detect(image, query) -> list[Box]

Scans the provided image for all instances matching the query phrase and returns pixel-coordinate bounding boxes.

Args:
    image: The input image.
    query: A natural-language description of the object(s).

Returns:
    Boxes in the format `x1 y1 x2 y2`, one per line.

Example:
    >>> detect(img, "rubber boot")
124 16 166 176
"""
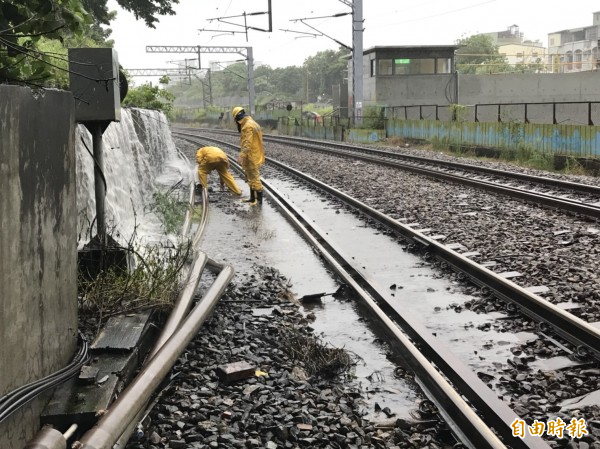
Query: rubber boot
244 189 256 204
256 190 263 204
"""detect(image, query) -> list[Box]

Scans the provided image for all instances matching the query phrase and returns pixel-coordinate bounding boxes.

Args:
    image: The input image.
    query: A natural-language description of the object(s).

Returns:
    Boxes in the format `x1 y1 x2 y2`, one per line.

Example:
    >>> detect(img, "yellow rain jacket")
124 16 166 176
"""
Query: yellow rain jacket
196 146 242 195
196 146 228 166
238 116 265 192
238 116 265 168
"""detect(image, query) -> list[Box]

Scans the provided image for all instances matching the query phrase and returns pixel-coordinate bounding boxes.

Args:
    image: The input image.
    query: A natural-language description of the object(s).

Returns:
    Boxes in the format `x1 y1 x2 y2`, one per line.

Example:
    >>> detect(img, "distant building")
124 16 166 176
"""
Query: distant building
482 24 525 46
547 11 600 72
482 25 547 70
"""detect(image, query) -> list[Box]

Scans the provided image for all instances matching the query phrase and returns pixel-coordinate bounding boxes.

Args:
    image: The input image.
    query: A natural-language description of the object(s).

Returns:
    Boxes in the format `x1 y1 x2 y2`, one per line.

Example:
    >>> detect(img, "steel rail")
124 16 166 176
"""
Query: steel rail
175 128 600 219
168 130 545 448
176 126 600 359
261 156 600 360
255 172 549 449
178 128 600 214
248 131 600 196
260 135 600 219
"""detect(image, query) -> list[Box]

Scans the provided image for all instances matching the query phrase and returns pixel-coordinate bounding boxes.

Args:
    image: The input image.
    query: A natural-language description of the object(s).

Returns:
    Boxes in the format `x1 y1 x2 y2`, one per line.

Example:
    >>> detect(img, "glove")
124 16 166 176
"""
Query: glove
238 153 247 166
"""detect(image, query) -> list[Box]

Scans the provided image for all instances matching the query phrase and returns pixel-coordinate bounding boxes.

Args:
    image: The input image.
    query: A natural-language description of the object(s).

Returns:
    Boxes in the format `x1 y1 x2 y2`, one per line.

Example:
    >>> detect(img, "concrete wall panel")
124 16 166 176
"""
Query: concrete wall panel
0 85 77 448
366 72 600 115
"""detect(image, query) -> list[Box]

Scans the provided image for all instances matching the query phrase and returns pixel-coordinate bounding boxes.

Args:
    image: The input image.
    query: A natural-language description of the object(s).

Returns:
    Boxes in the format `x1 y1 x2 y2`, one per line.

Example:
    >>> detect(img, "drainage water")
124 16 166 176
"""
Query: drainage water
76 108 190 247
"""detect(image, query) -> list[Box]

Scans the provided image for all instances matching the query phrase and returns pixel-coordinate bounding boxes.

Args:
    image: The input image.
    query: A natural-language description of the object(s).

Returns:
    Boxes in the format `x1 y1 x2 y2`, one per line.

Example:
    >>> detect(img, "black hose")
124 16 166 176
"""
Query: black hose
0 341 87 405
0 334 89 424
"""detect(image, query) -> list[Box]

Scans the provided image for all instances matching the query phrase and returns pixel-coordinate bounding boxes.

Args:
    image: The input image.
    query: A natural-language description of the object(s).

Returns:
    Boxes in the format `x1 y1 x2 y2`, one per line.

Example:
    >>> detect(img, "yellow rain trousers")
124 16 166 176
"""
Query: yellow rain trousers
238 116 265 192
196 146 242 195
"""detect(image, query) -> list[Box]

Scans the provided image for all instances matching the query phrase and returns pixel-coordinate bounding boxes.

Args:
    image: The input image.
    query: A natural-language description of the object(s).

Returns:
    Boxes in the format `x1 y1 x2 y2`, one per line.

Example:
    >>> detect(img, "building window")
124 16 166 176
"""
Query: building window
550 38 555 45
394 58 411 75
393 58 436 74
532 52 538 57
566 51 573 71
411 58 436 74
378 59 393 75
436 58 452 73
575 49 583 70
376 56 450 75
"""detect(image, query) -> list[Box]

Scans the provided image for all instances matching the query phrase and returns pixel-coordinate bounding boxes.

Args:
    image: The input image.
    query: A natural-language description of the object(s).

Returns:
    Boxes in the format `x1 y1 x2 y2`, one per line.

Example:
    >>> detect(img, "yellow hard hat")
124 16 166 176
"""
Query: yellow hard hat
232 106 245 120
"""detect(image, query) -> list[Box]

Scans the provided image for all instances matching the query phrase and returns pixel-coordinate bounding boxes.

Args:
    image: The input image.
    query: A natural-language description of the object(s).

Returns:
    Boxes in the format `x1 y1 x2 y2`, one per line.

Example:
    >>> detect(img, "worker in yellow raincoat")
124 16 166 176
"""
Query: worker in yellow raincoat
195 146 242 196
232 106 265 205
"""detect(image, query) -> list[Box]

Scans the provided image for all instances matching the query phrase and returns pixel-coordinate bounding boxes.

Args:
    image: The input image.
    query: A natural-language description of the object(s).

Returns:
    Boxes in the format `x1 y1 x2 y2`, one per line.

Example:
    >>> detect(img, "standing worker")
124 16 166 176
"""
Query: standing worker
195 146 242 197
232 106 265 205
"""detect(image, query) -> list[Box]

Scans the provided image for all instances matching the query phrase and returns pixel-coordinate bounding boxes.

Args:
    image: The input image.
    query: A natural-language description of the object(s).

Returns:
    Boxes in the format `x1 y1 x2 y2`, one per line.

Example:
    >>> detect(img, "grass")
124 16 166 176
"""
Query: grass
146 183 190 234
78 239 193 333
384 137 599 177
278 326 355 379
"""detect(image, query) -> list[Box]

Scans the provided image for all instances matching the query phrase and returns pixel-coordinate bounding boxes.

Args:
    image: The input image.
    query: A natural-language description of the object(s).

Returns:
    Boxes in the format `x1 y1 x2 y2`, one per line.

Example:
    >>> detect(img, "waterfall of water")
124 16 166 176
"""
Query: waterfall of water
76 108 191 248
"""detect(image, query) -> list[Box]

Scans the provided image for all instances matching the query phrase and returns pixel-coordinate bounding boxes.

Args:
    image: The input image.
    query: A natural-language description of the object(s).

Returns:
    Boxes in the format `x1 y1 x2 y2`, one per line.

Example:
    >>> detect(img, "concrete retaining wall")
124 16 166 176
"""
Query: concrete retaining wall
0 85 77 448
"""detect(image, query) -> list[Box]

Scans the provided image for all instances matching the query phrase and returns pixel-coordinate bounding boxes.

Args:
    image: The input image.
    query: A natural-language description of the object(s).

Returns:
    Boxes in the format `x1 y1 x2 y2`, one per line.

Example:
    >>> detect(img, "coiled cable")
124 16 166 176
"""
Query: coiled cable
0 333 89 424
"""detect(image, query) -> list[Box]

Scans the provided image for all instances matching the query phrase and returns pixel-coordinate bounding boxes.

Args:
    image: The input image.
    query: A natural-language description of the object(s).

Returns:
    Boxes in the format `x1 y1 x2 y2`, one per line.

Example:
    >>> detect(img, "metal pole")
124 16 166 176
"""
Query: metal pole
91 123 106 244
76 265 234 449
246 47 255 115
352 0 364 123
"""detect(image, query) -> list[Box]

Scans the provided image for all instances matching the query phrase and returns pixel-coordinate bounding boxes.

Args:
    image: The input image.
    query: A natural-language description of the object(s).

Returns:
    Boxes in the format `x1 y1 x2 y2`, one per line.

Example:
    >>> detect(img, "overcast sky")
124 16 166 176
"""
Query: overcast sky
107 0 599 84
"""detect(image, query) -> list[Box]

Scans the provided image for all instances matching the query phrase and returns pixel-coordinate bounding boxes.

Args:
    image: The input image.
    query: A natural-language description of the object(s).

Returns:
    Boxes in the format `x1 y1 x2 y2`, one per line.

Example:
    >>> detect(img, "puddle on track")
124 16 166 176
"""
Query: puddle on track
197 171 527 418
266 178 529 374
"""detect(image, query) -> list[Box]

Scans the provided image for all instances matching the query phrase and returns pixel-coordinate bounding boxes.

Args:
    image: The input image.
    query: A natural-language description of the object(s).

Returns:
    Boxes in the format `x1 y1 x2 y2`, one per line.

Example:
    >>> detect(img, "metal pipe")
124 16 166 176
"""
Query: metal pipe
191 188 209 250
114 199 211 448
75 264 234 449
147 251 208 360
23 427 66 449
91 124 106 244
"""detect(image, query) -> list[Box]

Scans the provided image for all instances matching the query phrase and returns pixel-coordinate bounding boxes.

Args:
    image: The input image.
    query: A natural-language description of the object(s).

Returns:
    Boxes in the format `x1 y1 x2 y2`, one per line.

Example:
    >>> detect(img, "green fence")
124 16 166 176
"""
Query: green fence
387 119 600 157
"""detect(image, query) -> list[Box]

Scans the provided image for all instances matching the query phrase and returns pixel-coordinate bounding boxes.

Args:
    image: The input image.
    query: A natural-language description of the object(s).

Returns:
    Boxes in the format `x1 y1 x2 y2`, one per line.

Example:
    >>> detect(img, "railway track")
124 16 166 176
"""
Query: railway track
171 129 600 449
173 129 600 358
180 127 600 220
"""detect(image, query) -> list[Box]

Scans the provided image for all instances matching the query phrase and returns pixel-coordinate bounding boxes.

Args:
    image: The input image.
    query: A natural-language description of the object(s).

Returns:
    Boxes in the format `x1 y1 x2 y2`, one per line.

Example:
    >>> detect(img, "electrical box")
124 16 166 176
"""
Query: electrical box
68 48 121 123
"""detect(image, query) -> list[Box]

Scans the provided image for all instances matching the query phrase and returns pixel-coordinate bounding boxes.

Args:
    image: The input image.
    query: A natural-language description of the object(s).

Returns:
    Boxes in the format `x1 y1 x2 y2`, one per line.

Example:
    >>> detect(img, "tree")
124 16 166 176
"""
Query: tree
123 77 175 116
0 0 91 84
455 34 510 74
163 48 346 109
303 48 348 102
0 0 179 86
82 0 179 30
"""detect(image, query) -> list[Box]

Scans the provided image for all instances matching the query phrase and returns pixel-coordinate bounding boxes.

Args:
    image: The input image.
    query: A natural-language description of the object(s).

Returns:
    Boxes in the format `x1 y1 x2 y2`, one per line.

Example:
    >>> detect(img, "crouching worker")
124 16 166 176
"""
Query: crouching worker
195 146 242 197
232 106 265 205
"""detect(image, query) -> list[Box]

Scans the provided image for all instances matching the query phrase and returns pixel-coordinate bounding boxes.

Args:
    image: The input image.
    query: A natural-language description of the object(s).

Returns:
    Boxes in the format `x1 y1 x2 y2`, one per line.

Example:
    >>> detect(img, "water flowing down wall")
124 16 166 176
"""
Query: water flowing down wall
76 108 192 247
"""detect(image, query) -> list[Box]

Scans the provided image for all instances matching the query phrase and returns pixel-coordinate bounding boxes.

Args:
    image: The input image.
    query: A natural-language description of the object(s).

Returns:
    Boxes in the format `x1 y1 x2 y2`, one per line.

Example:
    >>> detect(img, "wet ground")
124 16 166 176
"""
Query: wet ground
190 158 535 421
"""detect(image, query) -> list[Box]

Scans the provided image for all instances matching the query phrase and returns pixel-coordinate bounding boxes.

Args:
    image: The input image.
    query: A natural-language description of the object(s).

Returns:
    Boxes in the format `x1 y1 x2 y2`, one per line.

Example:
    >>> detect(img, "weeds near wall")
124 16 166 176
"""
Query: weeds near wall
147 181 189 234
449 104 468 122
78 236 192 332
358 106 385 129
